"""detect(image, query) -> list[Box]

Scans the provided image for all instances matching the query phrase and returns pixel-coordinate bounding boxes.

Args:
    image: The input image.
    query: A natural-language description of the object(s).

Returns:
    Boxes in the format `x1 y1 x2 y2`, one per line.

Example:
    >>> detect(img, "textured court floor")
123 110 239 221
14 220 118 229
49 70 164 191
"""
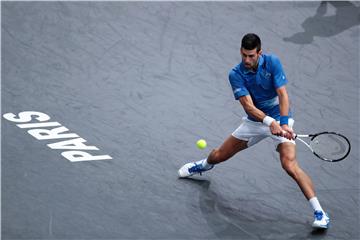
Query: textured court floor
2 1 360 239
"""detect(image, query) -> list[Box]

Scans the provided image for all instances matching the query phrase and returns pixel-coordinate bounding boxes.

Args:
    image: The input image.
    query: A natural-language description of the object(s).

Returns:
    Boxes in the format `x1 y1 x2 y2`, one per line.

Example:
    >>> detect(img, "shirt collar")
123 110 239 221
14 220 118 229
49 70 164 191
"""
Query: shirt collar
241 55 264 74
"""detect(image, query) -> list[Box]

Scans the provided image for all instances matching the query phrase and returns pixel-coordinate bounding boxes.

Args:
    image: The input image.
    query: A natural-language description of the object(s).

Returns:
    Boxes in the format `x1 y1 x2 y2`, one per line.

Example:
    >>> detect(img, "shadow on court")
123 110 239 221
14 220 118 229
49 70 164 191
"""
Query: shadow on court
182 178 330 240
284 1 360 44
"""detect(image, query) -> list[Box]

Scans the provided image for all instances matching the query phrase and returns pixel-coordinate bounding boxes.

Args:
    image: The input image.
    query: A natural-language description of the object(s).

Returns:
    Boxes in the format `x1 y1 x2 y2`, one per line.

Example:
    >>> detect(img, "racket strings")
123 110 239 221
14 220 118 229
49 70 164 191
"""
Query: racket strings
310 134 350 161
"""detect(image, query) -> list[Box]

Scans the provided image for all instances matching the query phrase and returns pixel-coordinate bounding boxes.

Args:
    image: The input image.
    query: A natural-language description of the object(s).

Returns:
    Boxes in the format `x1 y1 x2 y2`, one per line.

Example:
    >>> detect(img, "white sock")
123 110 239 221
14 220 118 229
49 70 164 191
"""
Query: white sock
309 197 324 213
200 158 213 169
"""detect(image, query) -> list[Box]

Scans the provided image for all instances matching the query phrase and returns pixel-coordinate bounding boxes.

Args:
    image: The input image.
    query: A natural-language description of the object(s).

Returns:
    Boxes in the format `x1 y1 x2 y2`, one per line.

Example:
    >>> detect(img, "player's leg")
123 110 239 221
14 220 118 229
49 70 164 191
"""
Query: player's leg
207 135 248 164
178 135 248 178
278 142 330 228
277 142 315 199
178 118 268 178
206 118 269 165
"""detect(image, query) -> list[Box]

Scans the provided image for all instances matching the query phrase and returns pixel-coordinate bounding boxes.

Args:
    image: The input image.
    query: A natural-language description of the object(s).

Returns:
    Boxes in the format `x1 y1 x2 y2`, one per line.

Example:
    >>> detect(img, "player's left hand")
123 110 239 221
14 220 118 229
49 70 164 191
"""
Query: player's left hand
281 125 294 140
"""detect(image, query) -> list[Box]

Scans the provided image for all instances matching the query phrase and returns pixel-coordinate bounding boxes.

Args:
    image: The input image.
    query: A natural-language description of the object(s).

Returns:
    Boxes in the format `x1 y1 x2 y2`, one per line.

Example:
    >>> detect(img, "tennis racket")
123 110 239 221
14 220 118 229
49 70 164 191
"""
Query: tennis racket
294 132 351 162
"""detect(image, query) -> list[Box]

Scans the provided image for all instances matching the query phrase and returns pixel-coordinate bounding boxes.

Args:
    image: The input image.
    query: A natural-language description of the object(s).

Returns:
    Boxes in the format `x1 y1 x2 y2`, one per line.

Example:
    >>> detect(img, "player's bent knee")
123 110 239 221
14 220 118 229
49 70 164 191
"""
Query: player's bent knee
281 159 299 178
282 161 293 172
281 154 296 163
280 149 296 163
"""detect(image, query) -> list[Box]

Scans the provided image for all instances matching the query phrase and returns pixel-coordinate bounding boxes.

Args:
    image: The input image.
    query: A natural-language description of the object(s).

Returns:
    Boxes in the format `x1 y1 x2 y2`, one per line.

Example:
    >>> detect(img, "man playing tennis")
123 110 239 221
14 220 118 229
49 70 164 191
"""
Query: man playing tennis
178 33 330 229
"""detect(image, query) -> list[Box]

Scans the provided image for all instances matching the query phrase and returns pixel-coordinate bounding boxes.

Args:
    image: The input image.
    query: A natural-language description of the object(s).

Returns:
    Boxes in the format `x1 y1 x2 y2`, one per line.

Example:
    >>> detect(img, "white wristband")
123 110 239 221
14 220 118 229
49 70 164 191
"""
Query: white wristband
262 116 275 126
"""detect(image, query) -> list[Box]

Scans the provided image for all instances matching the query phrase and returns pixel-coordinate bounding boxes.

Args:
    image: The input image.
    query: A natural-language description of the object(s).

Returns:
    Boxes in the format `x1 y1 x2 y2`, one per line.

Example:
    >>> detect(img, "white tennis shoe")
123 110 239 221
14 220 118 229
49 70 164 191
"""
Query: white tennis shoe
178 159 214 178
312 210 330 229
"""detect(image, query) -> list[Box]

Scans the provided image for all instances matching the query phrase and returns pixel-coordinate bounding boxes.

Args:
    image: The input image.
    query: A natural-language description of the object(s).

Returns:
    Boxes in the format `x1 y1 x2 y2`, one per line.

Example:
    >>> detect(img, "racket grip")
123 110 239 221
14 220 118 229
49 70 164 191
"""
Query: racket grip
281 131 297 140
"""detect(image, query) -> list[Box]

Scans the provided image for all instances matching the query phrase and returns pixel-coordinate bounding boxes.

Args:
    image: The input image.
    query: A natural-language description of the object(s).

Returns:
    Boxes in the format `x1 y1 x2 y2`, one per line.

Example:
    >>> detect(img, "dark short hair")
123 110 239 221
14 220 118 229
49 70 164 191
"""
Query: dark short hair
241 33 261 52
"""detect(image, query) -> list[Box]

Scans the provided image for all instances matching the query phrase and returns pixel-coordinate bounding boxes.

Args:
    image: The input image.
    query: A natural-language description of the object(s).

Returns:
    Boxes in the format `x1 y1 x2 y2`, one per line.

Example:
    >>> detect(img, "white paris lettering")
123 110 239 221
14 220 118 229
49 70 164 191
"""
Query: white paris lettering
3 111 112 162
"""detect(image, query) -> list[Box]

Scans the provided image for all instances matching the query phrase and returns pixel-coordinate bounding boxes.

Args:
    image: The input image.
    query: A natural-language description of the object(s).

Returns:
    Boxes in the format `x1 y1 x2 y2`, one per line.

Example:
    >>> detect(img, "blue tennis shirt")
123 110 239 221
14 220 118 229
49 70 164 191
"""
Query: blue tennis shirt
229 54 292 121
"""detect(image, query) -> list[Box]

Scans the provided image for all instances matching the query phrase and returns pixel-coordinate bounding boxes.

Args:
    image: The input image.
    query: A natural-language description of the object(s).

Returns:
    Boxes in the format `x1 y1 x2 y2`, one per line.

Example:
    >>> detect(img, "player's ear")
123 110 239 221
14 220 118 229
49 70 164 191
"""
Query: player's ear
258 49 263 55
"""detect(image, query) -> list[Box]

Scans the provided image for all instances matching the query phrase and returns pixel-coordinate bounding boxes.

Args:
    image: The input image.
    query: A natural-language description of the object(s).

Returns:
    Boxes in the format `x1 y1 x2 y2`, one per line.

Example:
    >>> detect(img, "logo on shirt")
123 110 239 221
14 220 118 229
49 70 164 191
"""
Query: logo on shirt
234 87 246 94
261 70 272 79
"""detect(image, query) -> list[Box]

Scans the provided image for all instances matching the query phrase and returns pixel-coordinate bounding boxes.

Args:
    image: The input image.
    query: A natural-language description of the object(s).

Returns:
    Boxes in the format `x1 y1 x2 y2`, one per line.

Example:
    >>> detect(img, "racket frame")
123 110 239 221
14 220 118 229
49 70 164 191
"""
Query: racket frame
294 132 351 162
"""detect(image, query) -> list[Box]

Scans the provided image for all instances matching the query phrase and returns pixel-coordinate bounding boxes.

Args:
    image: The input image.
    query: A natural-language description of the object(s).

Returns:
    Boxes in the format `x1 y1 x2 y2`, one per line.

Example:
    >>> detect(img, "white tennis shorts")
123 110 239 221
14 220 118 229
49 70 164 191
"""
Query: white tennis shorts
232 117 296 148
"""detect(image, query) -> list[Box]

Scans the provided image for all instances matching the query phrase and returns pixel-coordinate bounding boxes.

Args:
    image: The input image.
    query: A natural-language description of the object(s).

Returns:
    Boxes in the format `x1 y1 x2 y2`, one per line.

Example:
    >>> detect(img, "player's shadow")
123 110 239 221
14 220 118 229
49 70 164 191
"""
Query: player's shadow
180 178 258 239
310 228 327 236
181 177 328 239
283 1 360 44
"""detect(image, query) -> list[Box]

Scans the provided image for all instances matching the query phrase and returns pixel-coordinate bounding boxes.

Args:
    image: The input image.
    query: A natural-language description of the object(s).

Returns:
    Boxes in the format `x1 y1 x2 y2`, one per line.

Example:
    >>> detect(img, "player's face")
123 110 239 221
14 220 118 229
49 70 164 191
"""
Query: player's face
241 48 262 70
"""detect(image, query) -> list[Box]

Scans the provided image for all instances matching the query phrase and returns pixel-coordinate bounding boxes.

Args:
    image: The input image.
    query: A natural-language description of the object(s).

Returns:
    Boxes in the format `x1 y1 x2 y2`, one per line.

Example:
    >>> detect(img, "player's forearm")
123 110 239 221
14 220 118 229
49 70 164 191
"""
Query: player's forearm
276 86 290 126
242 102 266 122
278 93 289 117
239 96 267 122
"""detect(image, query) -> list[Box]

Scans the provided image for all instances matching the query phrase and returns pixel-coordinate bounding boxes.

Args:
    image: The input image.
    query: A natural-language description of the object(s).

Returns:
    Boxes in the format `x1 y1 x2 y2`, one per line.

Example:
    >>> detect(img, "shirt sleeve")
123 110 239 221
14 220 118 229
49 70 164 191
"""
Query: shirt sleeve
271 55 288 89
228 70 249 100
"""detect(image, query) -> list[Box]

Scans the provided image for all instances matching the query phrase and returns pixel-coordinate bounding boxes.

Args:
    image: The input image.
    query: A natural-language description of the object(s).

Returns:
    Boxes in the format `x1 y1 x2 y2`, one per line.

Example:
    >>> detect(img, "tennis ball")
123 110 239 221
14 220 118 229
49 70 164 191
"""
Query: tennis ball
196 139 207 149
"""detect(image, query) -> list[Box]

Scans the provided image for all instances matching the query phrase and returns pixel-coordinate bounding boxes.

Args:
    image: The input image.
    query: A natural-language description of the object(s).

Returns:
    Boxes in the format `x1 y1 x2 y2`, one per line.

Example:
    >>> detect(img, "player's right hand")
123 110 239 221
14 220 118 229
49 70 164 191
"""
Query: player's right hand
270 121 284 137
270 121 293 140
281 124 294 140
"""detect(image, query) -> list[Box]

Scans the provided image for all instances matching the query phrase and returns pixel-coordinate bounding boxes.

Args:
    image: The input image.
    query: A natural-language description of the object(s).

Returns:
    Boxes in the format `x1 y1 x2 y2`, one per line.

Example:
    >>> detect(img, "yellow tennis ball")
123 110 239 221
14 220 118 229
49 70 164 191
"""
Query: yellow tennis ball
196 139 207 149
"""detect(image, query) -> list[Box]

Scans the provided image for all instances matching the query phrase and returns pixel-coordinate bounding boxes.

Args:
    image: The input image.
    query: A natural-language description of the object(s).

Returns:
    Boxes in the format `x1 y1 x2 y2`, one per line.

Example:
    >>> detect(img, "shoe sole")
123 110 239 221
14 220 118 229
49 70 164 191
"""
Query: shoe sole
312 224 329 229
312 220 330 229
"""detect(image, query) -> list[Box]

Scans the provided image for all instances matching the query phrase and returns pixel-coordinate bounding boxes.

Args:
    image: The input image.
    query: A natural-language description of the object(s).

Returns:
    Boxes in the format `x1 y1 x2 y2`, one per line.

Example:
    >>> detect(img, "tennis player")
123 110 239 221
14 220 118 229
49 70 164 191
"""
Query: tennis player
178 33 330 229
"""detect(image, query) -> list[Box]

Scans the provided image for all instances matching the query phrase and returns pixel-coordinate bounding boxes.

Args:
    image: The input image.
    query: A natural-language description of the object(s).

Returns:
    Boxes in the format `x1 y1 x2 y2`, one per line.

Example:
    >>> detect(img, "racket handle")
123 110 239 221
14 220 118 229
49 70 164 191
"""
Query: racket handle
295 134 310 138
281 131 297 140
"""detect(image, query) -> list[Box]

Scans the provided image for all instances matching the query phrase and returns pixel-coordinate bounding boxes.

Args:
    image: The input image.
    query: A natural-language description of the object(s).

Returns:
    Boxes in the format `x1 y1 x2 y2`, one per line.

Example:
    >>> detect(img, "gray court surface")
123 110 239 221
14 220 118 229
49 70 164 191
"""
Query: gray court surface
2 1 359 239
